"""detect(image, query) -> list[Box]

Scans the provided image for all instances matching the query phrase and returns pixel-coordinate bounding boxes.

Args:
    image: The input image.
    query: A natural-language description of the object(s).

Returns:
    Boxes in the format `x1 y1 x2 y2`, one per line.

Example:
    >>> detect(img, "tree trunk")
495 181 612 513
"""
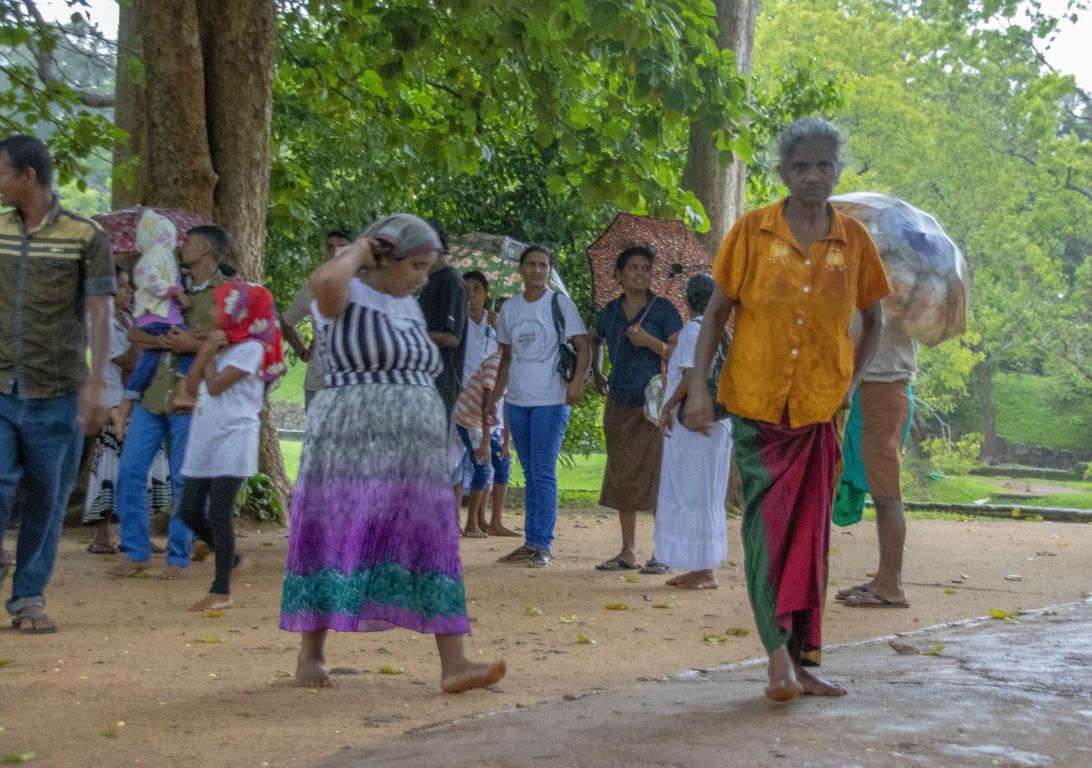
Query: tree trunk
111 0 289 511
680 0 758 253
111 0 146 210
198 0 277 280
974 358 1000 462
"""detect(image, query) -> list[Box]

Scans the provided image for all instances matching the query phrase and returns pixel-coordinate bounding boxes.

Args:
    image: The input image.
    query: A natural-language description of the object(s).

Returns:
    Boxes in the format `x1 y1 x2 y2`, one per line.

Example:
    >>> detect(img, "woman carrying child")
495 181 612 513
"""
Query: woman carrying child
178 280 285 611
279 214 505 693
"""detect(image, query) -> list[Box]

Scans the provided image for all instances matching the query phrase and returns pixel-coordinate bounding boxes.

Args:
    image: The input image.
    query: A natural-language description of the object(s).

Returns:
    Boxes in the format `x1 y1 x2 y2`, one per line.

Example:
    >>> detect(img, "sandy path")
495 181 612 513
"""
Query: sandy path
1 509 1089 767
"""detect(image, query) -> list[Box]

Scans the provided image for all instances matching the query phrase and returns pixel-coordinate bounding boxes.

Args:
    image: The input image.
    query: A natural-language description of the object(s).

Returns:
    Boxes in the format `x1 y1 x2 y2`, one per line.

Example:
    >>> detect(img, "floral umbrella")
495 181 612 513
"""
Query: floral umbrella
831 193 968 347
448 232 569 304
93 206 211 266
586 212 711 322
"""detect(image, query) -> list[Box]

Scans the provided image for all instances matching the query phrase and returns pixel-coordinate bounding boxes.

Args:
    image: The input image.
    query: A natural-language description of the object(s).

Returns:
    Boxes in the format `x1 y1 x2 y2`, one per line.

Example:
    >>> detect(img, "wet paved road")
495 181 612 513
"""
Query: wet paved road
317 601 1092 768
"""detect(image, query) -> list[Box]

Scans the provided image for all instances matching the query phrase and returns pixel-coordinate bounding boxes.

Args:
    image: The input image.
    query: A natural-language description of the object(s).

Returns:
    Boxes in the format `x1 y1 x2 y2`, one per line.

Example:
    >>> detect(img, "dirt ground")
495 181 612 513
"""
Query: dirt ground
1 508 1090 768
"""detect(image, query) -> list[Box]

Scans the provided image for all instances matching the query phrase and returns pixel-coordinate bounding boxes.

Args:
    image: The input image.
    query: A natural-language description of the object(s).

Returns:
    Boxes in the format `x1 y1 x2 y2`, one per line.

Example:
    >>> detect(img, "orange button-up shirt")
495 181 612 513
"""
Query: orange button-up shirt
712 198 890 427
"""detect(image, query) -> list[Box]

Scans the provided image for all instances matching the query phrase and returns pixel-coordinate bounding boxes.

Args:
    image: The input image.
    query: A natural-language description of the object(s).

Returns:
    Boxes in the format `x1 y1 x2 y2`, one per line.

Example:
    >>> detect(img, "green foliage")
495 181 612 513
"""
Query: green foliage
236 472 285 523
561 390 606 459
922 432 984 475
993 372 1092 451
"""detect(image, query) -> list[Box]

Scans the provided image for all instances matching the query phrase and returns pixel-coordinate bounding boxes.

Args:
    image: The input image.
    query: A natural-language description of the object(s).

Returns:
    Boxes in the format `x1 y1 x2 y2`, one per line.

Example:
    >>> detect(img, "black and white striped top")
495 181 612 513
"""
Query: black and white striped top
313 278 441 388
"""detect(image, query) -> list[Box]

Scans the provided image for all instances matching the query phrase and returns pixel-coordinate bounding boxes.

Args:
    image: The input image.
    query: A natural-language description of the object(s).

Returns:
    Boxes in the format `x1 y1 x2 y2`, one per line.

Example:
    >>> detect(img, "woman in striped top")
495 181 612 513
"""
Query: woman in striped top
279 214 506 694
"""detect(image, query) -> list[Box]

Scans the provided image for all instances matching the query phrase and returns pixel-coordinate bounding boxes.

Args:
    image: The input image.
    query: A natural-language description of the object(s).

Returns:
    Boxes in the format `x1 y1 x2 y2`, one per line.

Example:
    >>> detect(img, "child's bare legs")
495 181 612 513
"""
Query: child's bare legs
171 377 196 410
89 518 118 554
435 634 506 693
486 483 516 536
295 630 332 687
116 400 134 440
463 488 487 538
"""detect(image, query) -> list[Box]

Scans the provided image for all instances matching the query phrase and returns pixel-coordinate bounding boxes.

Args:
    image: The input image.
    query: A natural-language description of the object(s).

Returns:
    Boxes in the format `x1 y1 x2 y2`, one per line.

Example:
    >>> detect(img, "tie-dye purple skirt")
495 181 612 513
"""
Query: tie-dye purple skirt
280 382 470 635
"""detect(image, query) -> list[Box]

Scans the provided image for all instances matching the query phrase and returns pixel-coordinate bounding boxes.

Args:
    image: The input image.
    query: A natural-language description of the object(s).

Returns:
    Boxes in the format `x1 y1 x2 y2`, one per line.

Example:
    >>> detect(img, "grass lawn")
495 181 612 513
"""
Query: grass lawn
994 372 1092 452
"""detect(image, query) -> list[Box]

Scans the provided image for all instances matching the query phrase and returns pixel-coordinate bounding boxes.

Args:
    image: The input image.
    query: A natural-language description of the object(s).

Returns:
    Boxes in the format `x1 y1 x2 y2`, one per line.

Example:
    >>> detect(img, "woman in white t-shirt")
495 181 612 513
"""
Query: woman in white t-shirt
492 246 590 568
179 281 286 612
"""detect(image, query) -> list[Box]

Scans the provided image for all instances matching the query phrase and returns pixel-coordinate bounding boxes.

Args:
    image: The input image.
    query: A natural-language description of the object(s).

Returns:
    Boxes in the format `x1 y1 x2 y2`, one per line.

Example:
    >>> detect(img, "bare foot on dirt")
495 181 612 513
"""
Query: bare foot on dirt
440 659 507 694
231 555 253 584
160 564 188 580
191 541 210 562
764 648 802 702
189 593 233 611
295 650 333 688
665 570 718 589
796 666 848 697
107 559 152 578
462 526 487 539
486 524 519 537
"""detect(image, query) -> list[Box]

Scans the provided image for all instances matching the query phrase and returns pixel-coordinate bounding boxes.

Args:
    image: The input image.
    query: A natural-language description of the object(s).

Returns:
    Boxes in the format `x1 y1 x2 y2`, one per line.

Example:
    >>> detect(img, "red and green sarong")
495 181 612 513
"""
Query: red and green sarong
732 414 839 662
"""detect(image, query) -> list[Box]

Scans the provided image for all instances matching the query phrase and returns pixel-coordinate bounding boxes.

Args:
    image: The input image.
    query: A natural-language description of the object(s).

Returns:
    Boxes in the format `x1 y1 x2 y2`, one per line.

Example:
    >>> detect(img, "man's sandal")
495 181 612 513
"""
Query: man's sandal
835 583 873 601
843 592 909 609
12 606 59 634
595 556 638 571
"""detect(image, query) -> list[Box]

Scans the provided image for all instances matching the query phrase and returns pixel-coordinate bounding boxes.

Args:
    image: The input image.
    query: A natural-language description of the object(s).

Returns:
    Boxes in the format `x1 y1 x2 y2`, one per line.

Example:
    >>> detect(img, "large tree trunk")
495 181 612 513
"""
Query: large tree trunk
111 0 289 510
681 0 758 253
110 0 146 209
974 358 1000 462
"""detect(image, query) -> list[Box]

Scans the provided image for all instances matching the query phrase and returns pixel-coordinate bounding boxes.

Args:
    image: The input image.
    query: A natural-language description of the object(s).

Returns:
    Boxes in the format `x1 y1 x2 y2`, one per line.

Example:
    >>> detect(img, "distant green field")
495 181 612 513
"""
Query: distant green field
994 372 1092 452
274 359 308 404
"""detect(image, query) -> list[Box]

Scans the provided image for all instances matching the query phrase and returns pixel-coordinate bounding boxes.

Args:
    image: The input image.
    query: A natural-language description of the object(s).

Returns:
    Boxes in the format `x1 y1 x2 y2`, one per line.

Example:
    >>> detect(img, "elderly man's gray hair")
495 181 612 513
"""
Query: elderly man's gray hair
777 118 845 167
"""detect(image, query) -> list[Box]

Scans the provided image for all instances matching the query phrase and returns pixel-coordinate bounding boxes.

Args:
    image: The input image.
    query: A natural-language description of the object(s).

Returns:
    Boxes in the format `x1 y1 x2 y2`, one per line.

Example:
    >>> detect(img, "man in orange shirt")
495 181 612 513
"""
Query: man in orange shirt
684 118 890 702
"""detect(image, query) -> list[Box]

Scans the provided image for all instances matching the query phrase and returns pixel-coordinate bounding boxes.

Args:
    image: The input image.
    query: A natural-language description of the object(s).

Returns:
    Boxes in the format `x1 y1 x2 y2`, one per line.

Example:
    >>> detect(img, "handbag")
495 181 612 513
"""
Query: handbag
678 317 732 428
551 292 578 383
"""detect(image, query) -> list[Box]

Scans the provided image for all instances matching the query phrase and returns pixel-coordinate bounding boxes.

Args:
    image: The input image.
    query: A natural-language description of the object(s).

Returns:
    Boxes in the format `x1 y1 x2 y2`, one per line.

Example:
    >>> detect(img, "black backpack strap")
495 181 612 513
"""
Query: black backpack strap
551 291 566 342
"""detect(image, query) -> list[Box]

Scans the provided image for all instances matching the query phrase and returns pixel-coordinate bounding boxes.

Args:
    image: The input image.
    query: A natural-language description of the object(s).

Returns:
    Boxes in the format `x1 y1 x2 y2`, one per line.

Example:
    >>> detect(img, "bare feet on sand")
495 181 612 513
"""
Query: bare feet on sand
191 541 210 562
764 647 803 702
160 564 188 580
107 559 152 578
664 569 718 590
440 659 507 694
231 555 253 584
796 666 847 696
295 650 333 688
189 593 233 611
462 526 488 539
486 524 519 537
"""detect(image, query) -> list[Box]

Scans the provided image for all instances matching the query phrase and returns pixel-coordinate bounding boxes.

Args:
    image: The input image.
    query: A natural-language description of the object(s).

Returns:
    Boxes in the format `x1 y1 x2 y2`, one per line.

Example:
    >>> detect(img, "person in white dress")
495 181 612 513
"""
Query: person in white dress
653 275 732 590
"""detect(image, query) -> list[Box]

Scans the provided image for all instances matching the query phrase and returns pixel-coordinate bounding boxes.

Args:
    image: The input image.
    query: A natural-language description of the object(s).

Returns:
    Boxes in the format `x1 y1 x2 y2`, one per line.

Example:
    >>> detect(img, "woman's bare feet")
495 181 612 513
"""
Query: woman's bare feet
486 524 519 537
764 647 803 702
440 659 507 694
160 564 188 580
664 570 718 589
295 632 332 688
462 526 488 539
191 541 211 562
107 559 152 578
796 666 848 697
189 592 233 611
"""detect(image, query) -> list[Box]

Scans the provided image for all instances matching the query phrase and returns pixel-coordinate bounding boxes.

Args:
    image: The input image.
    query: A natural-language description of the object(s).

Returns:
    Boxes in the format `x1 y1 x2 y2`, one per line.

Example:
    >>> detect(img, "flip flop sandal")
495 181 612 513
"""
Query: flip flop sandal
835 583 873 601
497 546 535 563
843 592 910 609
12 606 59 634
595 556 639 571
639 558 673 575
526 550 552 568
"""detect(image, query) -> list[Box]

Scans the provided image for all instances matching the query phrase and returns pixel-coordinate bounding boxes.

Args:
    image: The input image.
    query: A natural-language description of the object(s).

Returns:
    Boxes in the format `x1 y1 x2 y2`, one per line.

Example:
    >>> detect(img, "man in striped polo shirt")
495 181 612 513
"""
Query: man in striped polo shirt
0 134 115 634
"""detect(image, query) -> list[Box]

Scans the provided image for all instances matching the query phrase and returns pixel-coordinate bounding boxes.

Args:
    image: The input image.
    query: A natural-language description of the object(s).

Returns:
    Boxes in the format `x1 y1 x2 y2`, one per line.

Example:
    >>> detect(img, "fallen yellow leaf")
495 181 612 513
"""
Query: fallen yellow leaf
943 588 956 595
703 633 726 644
577 633 595 645
196 635 222 644
130 569 149 579
0 659 14 668
921 644 944 657
989 608 1018 621
604 603 629 611
623 574 639 583
559 615 576 624
379 665 403 675
2 752 36 763
726 627 750 637
204 609 225 618
523 606 542 617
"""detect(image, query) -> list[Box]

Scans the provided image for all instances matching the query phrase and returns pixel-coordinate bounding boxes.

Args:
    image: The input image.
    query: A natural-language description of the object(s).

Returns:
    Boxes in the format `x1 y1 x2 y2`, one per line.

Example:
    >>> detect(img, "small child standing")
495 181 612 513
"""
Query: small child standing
122 209 195 416
179 281 285 611
452 351 515 538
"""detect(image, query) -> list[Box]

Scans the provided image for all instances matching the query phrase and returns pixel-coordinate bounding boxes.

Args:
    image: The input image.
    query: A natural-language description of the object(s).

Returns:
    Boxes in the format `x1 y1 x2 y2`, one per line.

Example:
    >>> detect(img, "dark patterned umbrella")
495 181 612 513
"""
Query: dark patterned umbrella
448 232 569 302
93 206 211 260
831 193 968 346
587 212 711 322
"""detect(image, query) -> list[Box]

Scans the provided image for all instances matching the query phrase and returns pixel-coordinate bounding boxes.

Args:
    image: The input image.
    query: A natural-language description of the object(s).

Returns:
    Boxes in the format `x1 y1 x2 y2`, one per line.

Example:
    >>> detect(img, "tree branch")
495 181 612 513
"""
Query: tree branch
22 0 115 108
1064 167 1092 203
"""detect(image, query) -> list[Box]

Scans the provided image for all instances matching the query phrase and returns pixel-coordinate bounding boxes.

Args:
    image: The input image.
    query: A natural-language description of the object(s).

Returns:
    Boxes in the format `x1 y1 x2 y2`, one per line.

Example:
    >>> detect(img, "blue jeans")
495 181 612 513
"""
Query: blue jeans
506 403 569 552
115 404 192 565
0 392 82 614
457 426 513 491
